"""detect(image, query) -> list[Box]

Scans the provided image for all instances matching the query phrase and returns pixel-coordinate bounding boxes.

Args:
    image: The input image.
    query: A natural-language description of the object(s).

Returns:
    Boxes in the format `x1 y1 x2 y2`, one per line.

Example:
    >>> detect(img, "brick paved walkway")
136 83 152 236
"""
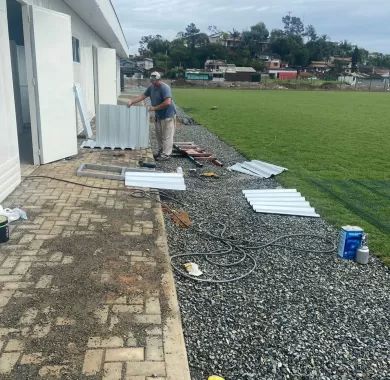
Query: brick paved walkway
0 148 190 379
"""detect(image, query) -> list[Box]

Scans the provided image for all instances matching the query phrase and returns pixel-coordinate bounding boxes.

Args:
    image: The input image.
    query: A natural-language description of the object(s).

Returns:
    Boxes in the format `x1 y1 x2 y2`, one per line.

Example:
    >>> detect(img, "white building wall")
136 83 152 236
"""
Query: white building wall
116 56 121 96
0 0 21 202
31 0 116 120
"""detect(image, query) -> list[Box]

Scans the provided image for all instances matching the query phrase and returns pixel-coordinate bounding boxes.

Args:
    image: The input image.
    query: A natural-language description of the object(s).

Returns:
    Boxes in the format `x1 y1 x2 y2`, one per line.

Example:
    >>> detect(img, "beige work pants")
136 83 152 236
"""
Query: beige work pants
155 116 176 156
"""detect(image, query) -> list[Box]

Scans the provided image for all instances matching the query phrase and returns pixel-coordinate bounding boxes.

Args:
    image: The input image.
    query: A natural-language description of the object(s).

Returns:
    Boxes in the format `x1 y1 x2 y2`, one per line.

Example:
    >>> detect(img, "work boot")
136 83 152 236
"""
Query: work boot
156 154 170 161
153 150 162 160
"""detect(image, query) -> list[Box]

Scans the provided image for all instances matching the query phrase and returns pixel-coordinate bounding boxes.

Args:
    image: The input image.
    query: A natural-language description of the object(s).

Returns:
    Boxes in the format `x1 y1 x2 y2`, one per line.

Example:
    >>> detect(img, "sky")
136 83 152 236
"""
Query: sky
111 0 390 55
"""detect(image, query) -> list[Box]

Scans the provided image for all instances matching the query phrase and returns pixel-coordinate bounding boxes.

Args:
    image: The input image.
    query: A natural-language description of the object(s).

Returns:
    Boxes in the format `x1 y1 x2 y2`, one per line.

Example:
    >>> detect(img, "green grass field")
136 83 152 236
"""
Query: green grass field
173 89 390 265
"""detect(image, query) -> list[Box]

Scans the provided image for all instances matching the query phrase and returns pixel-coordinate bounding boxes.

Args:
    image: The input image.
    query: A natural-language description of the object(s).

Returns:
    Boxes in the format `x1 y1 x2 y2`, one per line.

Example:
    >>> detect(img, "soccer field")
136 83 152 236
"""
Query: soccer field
173 88 390 264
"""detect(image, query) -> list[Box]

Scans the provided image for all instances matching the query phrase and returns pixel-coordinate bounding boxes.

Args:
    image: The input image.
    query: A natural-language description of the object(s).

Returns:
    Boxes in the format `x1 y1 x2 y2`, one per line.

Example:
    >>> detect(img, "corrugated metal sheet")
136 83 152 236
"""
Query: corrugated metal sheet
125 170 186 191
243 189 320 217
96 104 149 149
228 160 287 178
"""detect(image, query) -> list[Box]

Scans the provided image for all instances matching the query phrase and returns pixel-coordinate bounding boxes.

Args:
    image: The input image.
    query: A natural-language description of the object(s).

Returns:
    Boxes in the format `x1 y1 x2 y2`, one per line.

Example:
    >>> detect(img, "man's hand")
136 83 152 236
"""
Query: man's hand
148 106 155 112
127 100 133 108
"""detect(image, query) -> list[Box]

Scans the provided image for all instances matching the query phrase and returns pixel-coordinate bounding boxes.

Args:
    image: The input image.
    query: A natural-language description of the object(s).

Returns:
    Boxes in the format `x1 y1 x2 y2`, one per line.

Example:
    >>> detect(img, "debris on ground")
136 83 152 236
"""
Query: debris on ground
0 205 27 222
162 207 192 228
184 262 203 277
174 142 223 167
200 172 219 179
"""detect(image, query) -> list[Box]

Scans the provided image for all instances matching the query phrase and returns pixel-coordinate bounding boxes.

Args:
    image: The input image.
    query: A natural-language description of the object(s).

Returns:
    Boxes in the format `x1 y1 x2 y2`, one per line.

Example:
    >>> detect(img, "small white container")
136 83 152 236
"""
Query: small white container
356 245 370 265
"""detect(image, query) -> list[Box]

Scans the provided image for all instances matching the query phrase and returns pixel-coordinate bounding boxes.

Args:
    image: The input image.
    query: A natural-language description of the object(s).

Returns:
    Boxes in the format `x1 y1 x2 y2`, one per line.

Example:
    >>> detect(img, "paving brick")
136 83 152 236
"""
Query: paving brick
50 252 63 262
133 314 161 325
1 257 19 269
20 352 43 365
145 297 161 315
35 275 53 288
55 317 76 326
29 240 44 250
19 308 38 325
0 352 20 374
0 275 23 283
94 305 110 324
125 361 166 377
31 323 51 338
145 327 162 336
5 339 24 352
88 337 124 348
105 295 127 304
61 256 74 264
145 337 164 361
0 290 15 307
18 234 35 244
112 305 143 314
105 348 144 362
13 262 32 275
82 349 104 375
4 282 33 290
38 365 68 377
103 362 122 380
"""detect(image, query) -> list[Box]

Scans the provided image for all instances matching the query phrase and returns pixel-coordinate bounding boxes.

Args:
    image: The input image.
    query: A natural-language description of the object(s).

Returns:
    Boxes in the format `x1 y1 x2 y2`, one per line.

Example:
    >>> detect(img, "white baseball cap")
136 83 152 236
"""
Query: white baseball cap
150 71 161 80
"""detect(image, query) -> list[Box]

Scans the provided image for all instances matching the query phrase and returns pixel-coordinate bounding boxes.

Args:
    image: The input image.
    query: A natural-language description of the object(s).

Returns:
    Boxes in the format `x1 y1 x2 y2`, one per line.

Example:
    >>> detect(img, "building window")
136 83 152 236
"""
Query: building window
72 37 80 63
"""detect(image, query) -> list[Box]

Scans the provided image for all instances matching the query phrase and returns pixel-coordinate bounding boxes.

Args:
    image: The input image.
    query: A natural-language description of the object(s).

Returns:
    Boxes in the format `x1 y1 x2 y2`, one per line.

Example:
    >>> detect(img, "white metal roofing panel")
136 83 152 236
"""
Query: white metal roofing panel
243 189 320 217
96 104 149 149
243 189 298 194
125 171 186 191
229 160 287 178
227 163 262 177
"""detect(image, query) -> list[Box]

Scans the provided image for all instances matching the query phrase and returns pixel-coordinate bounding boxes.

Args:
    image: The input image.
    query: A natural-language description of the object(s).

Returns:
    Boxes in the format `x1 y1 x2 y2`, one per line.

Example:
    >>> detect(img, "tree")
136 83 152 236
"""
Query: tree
352 46 361 68
241 22 269 57
138 35 169 57
305 25 317 41
208 25 220 35
282 14 304 36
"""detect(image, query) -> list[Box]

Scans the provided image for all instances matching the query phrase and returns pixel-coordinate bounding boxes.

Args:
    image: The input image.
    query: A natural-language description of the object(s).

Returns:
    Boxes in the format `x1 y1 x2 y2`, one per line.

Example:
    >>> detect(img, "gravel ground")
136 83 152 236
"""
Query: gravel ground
153 109 390 380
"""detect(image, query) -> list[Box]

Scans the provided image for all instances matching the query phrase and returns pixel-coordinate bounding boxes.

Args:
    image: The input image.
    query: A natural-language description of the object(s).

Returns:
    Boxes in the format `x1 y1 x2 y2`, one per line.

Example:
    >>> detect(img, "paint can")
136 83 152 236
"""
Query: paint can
337 225 363 260
0 215 9 243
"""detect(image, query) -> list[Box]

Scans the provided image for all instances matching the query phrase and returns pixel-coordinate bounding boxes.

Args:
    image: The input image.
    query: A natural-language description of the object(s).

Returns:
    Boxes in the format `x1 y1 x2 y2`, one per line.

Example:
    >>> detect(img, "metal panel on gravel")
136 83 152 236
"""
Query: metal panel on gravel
96 104 149 149
229 160 287 178
243 189 320 217
125 171 186 191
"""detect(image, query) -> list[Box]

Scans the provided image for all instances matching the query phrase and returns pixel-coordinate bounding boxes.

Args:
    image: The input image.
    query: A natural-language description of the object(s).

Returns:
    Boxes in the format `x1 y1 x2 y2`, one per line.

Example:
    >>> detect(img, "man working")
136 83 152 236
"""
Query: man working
127 72 176 161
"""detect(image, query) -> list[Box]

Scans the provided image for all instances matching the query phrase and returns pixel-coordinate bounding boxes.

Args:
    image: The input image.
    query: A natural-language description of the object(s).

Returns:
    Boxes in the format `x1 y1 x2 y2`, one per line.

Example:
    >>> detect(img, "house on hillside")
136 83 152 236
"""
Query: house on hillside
1 0 128 202
208 32 241 48
266 59 281 69
204 59 229 72
225 67 257 82
308 61 330 74
331 57 353 74
136 57 154 71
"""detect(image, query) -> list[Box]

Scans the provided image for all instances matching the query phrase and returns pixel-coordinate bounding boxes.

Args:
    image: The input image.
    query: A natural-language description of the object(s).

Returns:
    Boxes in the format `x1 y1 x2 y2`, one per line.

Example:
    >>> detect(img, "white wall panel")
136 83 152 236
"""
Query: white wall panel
97 48 117 104
31 5 77 164
0 0 21 202
31 0 110 118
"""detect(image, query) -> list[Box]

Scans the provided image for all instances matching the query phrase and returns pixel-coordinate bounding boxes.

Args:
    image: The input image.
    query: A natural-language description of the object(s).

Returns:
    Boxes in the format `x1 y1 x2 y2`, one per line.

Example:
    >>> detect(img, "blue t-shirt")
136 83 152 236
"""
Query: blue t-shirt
144 83 176 120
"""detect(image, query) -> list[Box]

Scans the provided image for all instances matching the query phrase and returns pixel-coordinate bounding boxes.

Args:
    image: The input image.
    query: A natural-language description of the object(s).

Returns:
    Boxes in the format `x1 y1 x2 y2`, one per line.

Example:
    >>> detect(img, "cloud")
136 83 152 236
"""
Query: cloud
111 0 390 54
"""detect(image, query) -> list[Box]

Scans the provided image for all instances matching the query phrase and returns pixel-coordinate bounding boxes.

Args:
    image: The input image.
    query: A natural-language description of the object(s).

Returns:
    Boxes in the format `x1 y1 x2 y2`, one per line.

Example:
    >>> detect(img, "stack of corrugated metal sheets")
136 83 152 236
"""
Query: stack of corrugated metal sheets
243 189 320 217
81 104 150 150
125 170 186 191
228 160 287 178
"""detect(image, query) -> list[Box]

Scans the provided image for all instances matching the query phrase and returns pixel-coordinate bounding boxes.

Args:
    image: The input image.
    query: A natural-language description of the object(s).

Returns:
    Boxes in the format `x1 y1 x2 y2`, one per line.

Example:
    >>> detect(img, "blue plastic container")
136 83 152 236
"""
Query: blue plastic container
338 226 363 260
